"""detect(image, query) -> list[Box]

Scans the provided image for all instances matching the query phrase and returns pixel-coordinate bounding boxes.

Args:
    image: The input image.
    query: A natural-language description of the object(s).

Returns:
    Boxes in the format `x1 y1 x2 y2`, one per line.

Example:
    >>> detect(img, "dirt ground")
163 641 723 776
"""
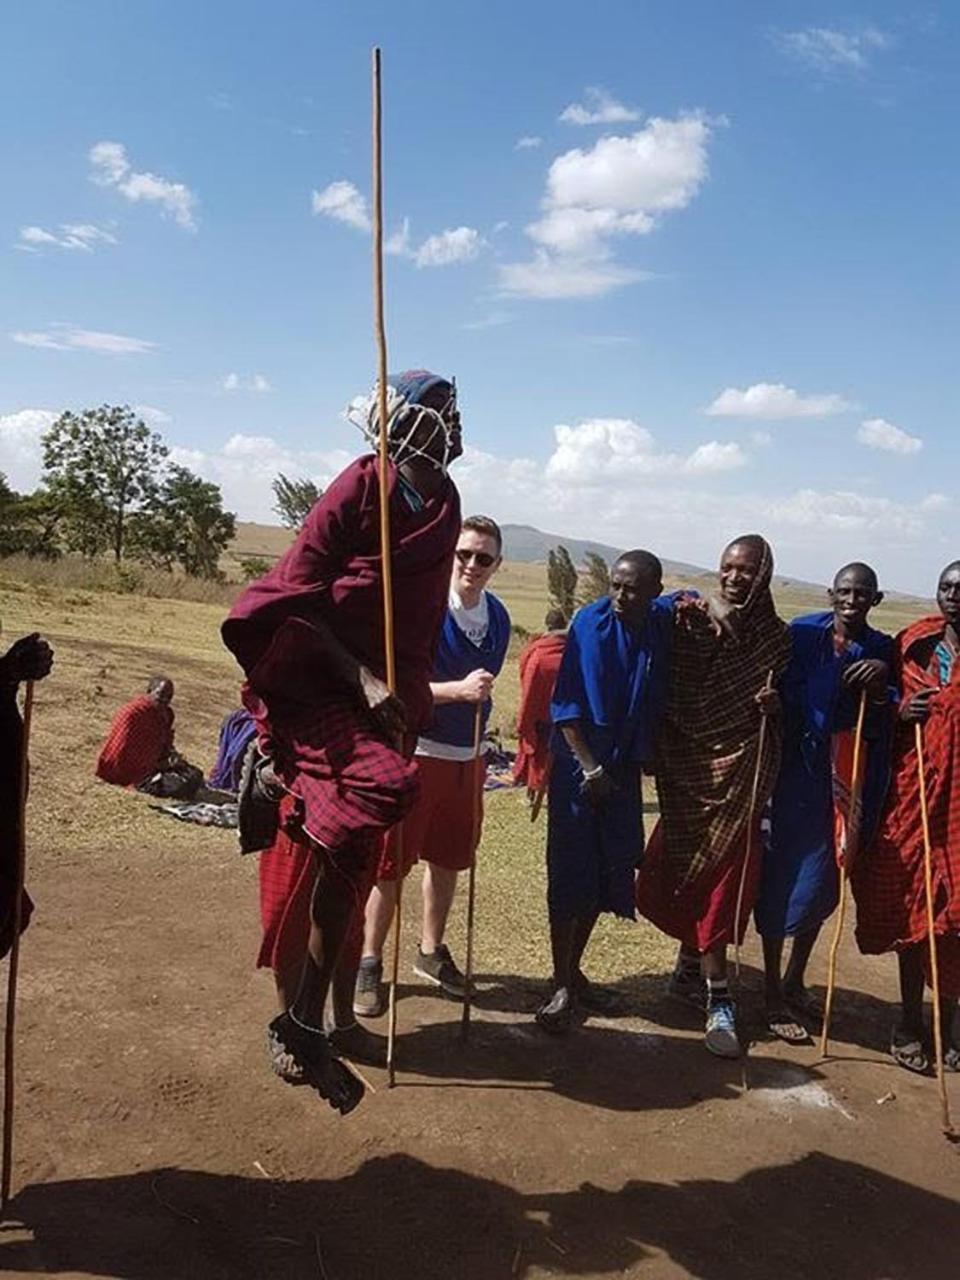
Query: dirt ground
1 589 959 1279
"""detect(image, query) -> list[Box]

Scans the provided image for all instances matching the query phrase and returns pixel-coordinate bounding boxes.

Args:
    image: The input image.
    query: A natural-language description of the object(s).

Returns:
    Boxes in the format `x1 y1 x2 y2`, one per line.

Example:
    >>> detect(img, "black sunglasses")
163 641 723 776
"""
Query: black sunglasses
456 548 497 569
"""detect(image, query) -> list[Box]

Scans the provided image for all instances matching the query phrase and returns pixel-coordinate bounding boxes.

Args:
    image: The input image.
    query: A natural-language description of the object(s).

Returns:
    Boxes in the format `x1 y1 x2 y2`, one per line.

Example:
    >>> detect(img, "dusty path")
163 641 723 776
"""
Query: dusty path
1 618 958 1278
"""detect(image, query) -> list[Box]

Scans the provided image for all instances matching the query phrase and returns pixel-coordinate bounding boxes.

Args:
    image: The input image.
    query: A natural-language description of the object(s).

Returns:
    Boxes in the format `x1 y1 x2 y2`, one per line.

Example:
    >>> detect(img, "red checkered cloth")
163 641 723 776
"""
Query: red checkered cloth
513 631 566 793
95 695 173 787
853 616 960 996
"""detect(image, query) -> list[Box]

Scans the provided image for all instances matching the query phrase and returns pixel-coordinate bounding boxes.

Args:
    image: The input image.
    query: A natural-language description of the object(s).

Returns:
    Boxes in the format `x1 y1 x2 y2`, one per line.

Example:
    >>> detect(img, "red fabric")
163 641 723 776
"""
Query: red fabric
854 616 960 996
512 632 566 792
222 455 460 734
377 754 486 881
635 818 763 952
257 796 378 973
95 695 173 786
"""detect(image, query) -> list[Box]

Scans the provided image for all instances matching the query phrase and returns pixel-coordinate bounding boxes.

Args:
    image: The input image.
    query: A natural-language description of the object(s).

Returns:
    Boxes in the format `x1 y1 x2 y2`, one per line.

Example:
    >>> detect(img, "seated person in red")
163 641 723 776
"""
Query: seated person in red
95 676 203 799
222 370 462 1113
513 607 568 805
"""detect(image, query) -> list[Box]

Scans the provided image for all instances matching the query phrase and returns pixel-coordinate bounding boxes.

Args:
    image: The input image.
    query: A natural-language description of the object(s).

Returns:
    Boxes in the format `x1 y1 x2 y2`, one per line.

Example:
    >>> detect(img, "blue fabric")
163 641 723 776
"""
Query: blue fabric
208 708 257 793
546 594 676 922
755 611 895 938
425 592 511 748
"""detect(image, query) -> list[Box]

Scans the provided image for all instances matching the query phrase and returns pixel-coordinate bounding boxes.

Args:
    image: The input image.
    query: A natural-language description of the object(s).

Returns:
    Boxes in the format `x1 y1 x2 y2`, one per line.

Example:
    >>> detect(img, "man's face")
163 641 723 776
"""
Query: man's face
150 680 174 706
937 564 960 628
829 567 881 628
610 560 661 627
407 383 462 467
452 528 501 595
719 542 763 606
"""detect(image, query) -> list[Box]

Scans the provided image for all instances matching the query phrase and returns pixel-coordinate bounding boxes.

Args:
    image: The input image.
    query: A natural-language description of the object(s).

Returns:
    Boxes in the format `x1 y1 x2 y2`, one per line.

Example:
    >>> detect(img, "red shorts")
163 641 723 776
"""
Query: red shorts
377 754 485 881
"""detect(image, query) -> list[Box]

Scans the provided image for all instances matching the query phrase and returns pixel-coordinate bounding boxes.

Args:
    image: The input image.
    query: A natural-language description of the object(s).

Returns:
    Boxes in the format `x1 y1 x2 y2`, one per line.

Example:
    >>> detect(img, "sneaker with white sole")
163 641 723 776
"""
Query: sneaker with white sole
353 956 386 1019
704 999 741 1058
413 944 466 998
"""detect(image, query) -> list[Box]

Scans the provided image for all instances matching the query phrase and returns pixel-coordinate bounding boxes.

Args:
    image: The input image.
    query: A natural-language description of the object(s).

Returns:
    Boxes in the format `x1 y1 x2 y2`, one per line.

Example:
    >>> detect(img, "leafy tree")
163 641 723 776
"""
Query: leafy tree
0 475 63 559
41 405 168 562
132 466 236 579
272 472 321 529
577 551 610 607
547 545 578 622
237 554 273 581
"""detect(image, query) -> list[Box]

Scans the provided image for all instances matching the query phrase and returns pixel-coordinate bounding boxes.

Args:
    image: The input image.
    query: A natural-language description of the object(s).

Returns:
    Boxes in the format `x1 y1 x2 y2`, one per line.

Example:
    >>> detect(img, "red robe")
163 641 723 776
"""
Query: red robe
512 631 566 792
95 695 173 787
854 616 960 996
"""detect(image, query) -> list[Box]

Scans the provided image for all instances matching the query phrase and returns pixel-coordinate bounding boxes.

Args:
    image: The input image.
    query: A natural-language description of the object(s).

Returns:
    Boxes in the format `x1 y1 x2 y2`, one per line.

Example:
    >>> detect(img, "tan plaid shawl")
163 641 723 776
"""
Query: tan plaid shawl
655 538 791 894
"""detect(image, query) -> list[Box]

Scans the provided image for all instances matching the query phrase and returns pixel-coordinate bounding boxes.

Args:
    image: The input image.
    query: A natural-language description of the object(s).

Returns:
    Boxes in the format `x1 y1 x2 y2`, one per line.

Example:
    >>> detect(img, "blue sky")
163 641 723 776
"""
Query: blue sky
1 1 957 591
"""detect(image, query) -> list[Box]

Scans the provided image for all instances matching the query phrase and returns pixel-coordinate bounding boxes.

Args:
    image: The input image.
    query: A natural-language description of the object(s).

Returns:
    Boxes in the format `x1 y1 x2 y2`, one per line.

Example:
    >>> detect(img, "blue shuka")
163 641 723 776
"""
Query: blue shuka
755 610 895 938
547 594 675 922
422 592 511 748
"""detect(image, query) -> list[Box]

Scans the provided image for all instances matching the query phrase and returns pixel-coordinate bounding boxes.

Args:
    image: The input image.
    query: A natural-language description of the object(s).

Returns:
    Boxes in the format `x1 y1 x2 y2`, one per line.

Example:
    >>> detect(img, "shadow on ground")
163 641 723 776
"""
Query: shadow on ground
3 1150 957 1279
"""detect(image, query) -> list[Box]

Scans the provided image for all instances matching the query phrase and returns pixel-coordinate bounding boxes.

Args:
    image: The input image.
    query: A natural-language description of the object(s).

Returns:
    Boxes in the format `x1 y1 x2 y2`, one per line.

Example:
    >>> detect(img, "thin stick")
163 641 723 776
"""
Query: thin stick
733 670 774 980
819 689 868 1060
2 681 35 1213
914 724 954 1135
460 705 484 1041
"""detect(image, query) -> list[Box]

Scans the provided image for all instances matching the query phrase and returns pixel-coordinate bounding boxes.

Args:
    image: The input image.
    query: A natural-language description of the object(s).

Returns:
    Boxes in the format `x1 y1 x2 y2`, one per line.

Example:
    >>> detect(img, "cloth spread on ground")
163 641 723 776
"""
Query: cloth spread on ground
755 611 895 938
222 455 460 852
513 631 567 793
95 694 174 787
0 683 32 960
151 801 239 828
853 616 960 996
636 540 791 950
208 708 256 793
547 595 675 922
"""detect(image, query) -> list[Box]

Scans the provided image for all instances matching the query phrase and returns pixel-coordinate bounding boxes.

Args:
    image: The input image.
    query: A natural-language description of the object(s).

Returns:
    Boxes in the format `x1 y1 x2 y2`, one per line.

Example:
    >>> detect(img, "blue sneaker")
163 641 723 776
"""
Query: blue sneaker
704 999 740 1058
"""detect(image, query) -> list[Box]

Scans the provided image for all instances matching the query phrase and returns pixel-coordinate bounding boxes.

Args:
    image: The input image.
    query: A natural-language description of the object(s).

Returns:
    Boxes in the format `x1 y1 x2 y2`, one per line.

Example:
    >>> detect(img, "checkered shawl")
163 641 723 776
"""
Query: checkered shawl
654 539 791 894
853 616 960 996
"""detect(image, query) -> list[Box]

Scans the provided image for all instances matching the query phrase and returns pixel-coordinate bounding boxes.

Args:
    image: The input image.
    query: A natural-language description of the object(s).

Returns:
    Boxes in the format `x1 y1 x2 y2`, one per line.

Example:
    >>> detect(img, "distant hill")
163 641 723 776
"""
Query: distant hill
499 523 708 578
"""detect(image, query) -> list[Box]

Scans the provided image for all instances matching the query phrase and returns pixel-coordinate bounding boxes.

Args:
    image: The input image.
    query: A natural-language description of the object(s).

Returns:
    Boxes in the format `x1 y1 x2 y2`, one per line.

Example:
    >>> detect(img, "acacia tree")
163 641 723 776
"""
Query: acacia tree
272 472 321 529
577 551 610 607
547 545 578 622
132 465 236 578
0 474 63 559
41 405 168 563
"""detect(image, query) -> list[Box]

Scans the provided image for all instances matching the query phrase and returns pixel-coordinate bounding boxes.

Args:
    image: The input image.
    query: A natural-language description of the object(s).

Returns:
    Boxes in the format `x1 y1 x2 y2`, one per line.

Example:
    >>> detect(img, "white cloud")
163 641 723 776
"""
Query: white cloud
857 417 922 455
311 180 371 231
501 112 714 298
515 135 542 150
559 87 640 126
414 226 483 268
17 223 118 253
462 312 512 331
775 26 891 73
134 404 172 425
0 409 59 491
705 383 853 419
751 430 773 446
89 140 198 231
221 373 272 393
545 418 746 483
10 325 155 355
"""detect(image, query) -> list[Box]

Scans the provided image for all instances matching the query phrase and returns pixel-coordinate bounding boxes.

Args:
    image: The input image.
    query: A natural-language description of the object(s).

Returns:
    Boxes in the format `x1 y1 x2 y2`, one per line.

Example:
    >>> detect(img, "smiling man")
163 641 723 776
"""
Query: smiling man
755 563 895 1043
854 560 960 1075
537 550 674 1033
354 515 510 1018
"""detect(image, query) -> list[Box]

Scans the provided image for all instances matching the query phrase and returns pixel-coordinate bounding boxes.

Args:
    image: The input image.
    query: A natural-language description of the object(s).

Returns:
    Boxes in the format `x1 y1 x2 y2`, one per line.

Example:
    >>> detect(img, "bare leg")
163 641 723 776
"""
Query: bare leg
274 963 301 1014
549 918 578 991
421 861 459 953
570 912 600 978
362 879 398 962
898 945 926 1039
762 935 785 1007
783 927 821 999
290 845 361 1027
537 917 578 1031
702 945 727 983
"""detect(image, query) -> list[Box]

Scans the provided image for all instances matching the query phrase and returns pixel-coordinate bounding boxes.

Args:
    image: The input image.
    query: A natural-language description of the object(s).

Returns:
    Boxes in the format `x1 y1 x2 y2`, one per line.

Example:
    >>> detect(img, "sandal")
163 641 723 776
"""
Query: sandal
943 1045 960 1073
268 1012 365 1114
535 987 575 1035
267 1022 307 1086
766 1008 810 1044
890 1028 929 1075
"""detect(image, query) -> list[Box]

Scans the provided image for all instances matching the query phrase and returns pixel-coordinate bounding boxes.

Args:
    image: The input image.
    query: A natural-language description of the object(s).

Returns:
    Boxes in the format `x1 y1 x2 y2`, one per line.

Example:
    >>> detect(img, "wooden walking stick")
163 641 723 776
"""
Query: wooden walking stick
370 47 403 1089
2 679 35 1214
914 723 955 1136
733 670 774 980
819 688 868 1060
460 704 484 1041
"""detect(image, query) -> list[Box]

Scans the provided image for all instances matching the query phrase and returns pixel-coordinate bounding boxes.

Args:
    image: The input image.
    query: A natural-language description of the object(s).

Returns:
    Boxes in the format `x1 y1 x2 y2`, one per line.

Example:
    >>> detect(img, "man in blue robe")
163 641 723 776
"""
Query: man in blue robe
538 550 674 1033
755 562 895 1041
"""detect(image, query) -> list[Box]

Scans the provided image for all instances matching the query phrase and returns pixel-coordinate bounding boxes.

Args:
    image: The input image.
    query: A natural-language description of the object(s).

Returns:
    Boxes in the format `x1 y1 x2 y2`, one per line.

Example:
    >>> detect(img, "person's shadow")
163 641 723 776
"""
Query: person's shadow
3 1150 957 1278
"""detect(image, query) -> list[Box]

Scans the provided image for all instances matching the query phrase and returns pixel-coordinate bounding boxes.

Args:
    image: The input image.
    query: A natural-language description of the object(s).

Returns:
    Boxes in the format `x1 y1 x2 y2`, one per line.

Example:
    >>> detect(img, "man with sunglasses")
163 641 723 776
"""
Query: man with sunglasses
355 516 510 1014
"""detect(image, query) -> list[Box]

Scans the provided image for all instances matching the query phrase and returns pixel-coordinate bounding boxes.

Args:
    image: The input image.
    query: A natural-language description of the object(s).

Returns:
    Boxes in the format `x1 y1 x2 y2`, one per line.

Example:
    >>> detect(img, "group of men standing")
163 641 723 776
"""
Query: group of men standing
219 368 959 1111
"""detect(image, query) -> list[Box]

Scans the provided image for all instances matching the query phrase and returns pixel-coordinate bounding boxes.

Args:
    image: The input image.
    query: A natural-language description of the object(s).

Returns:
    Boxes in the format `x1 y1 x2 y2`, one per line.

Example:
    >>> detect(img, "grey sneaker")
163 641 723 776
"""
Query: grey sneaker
704 999 741 1058
414 944 466 998
353 957 386 1019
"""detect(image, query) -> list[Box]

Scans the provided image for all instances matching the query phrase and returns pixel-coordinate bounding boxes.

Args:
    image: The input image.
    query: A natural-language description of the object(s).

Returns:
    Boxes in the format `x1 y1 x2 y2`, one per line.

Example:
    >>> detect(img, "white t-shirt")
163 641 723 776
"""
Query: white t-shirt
416 588 491 762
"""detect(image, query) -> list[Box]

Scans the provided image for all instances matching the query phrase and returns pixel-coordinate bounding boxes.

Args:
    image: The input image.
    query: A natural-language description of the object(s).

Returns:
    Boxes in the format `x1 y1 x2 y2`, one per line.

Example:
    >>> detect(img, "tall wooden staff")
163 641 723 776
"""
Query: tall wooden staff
733 670 774 980
914 724 954 1136
819 689 868 1059
460 704 484 1041
1 680 35 1214
370 47 404 1090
